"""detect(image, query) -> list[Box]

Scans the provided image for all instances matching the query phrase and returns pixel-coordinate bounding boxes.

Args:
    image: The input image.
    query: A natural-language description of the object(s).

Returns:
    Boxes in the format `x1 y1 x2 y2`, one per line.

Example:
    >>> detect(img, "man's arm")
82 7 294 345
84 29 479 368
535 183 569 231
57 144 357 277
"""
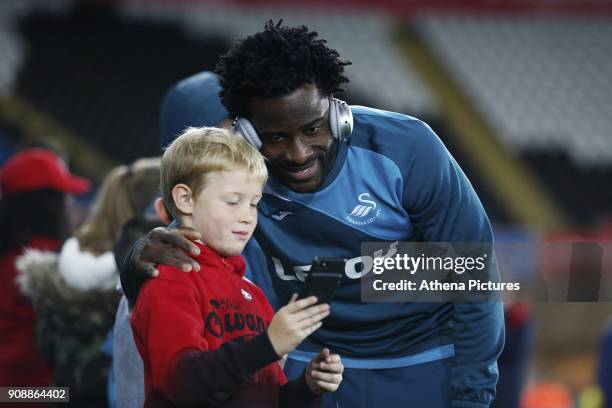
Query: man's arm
119 226 202 305
403 122 504 407
119 241 146 306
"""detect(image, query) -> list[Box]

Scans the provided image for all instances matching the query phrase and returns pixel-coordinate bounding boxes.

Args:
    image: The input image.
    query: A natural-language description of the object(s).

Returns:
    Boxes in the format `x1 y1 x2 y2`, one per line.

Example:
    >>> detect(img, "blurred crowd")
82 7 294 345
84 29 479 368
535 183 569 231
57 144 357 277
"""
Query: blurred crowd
0 70 231 407
0 146 162 406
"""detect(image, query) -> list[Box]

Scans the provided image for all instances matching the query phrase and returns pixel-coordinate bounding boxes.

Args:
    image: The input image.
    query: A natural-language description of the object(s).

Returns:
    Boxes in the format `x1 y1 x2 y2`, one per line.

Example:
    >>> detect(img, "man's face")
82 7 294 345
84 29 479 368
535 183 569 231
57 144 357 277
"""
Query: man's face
249 84 337 193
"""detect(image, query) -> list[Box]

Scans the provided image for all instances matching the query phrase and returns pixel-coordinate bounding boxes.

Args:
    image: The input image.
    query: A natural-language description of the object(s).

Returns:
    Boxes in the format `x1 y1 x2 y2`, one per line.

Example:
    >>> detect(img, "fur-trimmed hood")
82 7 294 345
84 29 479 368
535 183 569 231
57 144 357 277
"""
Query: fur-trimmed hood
57 237 117 291
15 239 120 327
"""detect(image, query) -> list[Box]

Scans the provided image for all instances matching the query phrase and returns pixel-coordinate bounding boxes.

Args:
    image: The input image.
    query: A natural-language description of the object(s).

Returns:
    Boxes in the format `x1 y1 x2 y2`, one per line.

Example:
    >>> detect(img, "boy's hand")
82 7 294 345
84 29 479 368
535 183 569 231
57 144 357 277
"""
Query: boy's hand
134 226 202 277
305 348 343 394
267 294 330 357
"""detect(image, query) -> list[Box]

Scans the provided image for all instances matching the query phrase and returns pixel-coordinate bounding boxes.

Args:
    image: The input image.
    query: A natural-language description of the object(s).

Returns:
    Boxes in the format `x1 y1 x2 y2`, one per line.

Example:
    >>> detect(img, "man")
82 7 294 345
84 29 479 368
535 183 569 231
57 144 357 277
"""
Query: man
122 21 504 407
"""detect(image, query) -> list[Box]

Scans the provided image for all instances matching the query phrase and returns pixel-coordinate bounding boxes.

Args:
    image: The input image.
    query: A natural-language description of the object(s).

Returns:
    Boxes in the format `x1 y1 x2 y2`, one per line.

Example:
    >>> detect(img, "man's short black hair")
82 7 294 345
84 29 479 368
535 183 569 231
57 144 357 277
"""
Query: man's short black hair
216 20 351 118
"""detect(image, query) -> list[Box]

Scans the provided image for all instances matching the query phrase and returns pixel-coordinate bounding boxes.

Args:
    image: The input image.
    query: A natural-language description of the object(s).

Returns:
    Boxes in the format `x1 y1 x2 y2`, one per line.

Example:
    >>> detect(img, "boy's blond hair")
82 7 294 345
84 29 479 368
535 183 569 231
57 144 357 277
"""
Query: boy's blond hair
161 127 267 220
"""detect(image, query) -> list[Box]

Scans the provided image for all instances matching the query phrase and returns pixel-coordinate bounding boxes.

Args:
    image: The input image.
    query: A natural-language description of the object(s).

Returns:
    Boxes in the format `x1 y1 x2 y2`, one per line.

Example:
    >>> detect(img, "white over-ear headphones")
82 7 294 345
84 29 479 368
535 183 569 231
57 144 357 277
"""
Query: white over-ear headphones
232 98 353 149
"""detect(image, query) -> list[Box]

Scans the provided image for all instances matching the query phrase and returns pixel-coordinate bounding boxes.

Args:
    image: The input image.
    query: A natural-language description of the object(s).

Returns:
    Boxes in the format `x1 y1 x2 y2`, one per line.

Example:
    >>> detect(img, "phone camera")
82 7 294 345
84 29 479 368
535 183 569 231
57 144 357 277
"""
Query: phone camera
322 261 328 267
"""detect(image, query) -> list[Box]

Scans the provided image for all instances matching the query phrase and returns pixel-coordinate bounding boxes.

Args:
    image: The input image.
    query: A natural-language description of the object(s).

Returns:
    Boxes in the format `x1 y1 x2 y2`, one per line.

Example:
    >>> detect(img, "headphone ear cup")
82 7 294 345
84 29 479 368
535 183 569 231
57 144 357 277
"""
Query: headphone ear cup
233 118 262 149
329 98 353 142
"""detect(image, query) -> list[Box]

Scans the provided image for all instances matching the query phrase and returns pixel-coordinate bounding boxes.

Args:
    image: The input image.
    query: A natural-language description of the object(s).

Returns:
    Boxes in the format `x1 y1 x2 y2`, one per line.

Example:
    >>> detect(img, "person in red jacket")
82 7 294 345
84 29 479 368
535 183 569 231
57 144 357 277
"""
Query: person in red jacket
0 148 90 388
131 127 344 407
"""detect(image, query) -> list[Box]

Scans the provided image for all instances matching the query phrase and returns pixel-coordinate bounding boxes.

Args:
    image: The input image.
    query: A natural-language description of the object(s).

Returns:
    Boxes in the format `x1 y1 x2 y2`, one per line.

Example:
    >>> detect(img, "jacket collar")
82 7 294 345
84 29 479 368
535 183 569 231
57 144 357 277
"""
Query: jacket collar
192 241 246 277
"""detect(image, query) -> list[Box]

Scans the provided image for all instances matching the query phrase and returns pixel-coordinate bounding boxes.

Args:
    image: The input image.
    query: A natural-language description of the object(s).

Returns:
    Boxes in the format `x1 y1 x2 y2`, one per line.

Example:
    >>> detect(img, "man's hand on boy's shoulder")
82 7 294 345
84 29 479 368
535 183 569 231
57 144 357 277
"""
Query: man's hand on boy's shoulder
133 226 202 277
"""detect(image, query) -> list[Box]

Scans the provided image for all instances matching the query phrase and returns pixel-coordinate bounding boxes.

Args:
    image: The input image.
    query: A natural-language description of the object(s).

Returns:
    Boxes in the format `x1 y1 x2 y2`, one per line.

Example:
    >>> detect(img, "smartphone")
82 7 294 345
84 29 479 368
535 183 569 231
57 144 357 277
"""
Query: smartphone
298 257 345 304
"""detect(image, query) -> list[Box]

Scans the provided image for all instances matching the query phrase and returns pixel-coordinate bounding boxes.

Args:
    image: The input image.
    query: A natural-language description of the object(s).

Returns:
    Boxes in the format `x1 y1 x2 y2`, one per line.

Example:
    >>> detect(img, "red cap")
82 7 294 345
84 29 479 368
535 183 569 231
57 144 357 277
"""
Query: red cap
0 148 91 195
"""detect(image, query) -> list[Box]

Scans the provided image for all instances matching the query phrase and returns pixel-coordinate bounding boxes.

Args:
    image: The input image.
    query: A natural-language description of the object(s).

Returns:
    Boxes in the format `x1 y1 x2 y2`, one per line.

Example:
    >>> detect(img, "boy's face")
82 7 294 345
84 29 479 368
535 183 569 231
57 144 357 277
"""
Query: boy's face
190 170 262 257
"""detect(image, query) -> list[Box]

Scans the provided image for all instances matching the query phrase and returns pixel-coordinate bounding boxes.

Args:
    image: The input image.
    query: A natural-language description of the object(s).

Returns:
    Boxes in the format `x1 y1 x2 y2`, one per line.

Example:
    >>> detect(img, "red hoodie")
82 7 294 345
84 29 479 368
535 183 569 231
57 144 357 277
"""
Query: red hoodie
131 241 319 407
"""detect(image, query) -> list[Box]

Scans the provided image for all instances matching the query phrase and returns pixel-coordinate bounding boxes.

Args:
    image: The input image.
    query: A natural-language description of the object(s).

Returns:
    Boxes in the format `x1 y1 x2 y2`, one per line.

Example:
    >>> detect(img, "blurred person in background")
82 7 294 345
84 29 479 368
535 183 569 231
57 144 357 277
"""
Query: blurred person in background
0 148 90 388
598 321 612 407
111 70 228 408
158 71 232 149
16 158 159 407
122 21 503 408
107 157 164 408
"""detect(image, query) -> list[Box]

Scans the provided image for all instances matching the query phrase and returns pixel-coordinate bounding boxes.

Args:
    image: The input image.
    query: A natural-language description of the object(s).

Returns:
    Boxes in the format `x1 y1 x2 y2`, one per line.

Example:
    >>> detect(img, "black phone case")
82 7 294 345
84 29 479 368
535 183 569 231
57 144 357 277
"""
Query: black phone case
298 257 345 303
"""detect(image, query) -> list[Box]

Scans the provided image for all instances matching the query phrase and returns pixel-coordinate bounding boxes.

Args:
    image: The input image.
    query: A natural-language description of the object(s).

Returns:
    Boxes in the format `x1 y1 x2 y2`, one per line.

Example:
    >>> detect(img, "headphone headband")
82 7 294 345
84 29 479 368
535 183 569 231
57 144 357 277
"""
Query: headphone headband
233 98 352 149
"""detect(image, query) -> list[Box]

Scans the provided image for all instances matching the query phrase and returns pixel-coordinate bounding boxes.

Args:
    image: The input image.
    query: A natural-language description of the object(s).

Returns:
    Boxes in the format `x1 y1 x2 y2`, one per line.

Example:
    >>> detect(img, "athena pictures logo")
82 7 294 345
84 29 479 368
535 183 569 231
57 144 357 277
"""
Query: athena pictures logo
346 193 381 226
